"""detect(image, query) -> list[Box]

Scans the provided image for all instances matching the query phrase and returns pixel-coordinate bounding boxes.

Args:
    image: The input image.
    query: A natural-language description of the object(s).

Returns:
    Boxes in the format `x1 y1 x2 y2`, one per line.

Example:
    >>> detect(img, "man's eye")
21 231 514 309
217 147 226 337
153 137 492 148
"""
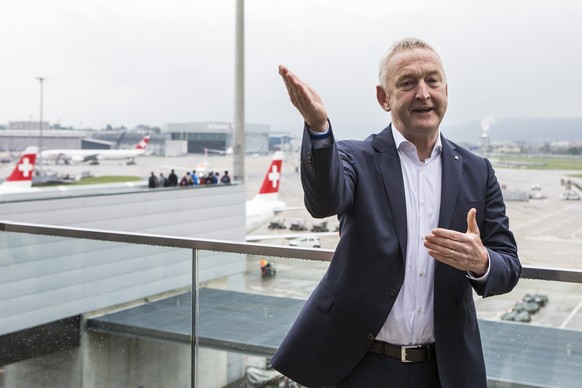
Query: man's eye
399 80 414 89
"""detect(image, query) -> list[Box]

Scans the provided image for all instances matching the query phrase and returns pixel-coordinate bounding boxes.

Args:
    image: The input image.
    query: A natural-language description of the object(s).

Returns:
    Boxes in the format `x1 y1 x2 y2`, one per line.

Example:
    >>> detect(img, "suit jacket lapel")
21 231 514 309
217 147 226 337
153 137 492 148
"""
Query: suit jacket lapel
374 125 408 261
435 136 463 287
438 135 462 229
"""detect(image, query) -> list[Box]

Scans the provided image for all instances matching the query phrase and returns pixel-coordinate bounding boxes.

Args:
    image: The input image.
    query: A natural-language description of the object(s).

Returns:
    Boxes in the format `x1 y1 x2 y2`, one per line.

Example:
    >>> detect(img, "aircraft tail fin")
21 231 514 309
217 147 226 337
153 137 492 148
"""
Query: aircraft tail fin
2 146 38 188
134 136 150 150
255 151 283 199
245 151 286 232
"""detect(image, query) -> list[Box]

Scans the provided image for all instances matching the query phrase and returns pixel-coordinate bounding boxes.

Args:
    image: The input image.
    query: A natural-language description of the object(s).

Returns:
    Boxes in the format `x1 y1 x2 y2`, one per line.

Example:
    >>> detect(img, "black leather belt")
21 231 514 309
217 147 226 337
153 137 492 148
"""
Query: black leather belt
368 340 436 362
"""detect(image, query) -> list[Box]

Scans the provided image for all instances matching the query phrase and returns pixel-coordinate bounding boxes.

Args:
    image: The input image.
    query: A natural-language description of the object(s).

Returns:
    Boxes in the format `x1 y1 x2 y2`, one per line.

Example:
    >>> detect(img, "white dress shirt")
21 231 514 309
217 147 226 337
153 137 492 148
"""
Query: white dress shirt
375 127 442 346
307 122 489 345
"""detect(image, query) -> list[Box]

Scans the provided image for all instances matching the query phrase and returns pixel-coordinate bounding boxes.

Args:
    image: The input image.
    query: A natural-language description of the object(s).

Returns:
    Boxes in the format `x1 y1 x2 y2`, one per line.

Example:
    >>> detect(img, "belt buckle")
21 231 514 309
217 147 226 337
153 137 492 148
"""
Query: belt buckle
400 345 418 362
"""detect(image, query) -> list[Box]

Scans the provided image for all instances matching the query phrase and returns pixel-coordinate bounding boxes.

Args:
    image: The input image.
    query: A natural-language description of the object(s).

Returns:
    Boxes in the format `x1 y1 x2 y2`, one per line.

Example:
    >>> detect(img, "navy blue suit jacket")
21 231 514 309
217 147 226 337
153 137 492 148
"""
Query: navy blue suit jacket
271 125 521 387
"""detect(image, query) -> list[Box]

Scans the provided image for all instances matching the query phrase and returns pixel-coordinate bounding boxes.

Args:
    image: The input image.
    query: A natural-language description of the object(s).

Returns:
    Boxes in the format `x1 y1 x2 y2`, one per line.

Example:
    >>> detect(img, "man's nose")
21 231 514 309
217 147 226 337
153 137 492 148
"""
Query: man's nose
416 81 430 99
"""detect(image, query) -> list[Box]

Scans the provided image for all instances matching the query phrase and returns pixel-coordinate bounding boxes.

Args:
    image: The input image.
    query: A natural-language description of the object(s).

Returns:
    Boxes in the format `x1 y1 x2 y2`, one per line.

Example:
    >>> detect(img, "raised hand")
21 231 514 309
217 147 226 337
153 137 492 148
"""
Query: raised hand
278 65 329 132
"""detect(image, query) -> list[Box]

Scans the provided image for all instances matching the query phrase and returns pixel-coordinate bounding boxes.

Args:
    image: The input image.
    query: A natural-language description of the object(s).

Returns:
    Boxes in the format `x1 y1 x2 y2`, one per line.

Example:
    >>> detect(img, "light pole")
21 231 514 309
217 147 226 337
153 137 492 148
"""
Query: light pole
233 0 245 183
36 76 45 171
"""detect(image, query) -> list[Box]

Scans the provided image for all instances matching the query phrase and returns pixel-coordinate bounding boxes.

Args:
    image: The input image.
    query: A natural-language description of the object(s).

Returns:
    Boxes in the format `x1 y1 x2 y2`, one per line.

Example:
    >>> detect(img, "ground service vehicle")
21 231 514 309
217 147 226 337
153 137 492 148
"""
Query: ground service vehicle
289 236 321 248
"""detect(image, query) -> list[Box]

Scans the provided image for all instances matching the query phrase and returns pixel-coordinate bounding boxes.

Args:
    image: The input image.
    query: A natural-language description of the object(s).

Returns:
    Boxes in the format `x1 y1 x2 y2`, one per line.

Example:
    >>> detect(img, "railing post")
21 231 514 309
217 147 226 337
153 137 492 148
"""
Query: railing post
191 248 199 388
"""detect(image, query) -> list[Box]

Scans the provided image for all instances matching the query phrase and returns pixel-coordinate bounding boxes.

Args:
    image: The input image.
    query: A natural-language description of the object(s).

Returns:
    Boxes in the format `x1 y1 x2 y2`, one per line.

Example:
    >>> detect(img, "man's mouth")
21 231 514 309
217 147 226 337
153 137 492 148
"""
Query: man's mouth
413 107 433 113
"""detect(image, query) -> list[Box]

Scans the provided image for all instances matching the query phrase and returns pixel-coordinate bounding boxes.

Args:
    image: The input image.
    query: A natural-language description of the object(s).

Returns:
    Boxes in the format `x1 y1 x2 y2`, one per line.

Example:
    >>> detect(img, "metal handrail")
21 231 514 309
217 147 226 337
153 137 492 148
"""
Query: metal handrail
2 220 581 283
0 220 333 261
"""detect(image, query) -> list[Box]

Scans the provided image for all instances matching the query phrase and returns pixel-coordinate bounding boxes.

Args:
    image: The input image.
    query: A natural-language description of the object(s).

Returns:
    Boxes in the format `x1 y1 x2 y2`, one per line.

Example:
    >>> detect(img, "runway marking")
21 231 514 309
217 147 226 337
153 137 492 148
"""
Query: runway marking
248 285 267 292
525 236 582 245
571 225 582 239
511 205 579 230
560 298 582 329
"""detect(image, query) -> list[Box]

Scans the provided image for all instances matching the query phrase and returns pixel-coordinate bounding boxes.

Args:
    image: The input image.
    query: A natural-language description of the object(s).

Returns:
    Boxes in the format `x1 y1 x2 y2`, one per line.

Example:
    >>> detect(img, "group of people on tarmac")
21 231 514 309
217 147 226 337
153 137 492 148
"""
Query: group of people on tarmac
148 169 231 188
148 170 178 188
178 169 231 186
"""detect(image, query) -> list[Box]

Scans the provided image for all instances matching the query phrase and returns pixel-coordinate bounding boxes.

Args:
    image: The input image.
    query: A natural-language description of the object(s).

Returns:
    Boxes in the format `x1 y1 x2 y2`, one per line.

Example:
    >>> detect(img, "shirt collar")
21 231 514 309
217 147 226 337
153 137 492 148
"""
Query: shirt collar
391 124 443 159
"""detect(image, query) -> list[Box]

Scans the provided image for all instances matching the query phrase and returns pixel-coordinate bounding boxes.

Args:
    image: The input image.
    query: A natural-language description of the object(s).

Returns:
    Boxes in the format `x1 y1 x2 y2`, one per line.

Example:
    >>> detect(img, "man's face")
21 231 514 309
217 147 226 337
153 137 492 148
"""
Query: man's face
377 48 448 139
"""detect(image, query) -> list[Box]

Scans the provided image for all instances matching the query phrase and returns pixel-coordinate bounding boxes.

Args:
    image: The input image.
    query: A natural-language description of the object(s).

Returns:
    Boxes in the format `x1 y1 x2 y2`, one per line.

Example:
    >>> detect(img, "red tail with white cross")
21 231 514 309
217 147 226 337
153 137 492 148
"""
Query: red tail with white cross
257 151 283 195
3 146 38 188
134 136 150 150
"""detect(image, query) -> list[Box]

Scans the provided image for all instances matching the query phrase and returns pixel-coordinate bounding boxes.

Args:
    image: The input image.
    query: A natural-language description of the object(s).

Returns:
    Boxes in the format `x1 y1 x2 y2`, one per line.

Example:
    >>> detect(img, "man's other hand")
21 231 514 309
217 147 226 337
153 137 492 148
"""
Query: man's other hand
423 208 489 276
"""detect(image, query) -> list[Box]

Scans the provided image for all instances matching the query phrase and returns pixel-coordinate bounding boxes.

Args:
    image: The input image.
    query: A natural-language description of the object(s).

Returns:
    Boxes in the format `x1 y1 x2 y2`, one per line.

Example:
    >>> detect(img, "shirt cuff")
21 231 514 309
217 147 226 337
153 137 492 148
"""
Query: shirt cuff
466 250 491 283
306 120 333 146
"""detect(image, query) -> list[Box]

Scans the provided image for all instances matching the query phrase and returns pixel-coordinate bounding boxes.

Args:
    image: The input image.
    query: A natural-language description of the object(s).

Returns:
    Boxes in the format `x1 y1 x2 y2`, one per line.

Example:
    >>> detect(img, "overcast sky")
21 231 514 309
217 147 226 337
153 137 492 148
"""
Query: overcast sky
1 0 581 139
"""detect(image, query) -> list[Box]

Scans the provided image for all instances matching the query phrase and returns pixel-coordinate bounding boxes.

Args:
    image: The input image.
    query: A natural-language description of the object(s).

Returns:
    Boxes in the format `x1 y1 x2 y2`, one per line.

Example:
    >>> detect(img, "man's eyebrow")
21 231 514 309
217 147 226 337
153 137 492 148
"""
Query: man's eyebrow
426 70 443 77
394 71 416 80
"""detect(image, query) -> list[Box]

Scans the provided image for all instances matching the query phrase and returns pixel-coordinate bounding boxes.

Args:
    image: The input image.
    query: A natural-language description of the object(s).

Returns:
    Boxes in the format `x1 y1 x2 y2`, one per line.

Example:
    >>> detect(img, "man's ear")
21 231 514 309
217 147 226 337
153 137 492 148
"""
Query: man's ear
376 85 390 112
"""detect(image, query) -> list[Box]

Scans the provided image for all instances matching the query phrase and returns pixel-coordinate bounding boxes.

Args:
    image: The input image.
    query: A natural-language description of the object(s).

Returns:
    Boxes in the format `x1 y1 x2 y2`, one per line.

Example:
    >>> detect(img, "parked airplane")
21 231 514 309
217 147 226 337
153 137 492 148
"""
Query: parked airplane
40 136 150 165
245 151 338 242
1 146 147 198
3 147 287 232
0 147 38 193
246 151 287 232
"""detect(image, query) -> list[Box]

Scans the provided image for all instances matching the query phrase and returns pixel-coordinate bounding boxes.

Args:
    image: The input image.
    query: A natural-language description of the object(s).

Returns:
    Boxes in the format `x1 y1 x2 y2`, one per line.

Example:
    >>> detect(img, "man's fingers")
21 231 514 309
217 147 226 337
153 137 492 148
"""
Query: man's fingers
466 208 480 235
279 66 295 93
424 209 487 273
277 65 329 131
279 66 306 104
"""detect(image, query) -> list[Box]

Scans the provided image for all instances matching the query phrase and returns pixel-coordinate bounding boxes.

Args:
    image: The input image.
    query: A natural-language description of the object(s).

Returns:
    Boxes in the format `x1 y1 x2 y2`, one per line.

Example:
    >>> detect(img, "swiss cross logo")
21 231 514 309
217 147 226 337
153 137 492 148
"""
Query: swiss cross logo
258 159 282 194
6 151 36 182
268 165 280 188
19 157 34 178
136 136 150 149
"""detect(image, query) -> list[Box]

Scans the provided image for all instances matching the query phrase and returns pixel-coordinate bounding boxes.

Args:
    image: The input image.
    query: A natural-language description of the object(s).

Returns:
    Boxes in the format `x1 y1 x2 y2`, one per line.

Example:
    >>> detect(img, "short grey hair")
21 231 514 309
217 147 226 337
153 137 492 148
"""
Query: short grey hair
378 37 442 89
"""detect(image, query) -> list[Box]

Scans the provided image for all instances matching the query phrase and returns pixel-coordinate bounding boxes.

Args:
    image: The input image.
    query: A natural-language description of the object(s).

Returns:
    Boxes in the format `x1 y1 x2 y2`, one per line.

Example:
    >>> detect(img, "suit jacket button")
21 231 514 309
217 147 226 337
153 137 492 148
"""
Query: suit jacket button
367 333 375 341
390 289 398 297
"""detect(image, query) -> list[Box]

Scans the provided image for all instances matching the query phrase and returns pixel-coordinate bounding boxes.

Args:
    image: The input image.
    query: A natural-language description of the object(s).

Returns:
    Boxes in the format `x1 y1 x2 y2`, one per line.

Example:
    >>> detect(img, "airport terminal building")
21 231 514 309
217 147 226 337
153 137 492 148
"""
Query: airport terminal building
160 121 270 155
0 121 272 156
0 129 89 151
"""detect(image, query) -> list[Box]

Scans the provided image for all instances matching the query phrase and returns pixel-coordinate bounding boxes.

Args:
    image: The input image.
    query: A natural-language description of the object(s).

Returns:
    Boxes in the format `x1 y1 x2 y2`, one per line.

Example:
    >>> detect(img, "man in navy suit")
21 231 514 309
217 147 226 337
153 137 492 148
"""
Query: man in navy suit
271 38 521 387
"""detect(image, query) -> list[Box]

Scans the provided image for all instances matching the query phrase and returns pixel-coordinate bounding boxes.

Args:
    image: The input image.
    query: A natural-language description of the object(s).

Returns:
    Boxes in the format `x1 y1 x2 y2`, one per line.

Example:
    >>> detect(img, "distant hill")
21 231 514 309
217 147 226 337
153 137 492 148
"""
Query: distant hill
444 117 582 144
310 117 582 144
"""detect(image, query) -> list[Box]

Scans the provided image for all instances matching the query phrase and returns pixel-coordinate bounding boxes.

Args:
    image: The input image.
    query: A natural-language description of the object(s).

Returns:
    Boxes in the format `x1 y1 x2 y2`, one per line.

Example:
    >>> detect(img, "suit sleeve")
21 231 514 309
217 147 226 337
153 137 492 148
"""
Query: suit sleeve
300 124 356 218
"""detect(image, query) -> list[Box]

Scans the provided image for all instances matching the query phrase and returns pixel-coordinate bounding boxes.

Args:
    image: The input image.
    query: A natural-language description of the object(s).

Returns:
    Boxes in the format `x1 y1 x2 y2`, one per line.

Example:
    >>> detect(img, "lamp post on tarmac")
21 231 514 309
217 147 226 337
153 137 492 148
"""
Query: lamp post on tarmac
36 76 45 172
233 0 245 184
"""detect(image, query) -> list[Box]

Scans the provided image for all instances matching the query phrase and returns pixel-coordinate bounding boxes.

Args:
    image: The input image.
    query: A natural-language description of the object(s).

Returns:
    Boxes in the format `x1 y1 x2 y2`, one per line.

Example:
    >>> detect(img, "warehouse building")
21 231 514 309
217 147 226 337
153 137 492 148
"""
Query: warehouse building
160 122 270 155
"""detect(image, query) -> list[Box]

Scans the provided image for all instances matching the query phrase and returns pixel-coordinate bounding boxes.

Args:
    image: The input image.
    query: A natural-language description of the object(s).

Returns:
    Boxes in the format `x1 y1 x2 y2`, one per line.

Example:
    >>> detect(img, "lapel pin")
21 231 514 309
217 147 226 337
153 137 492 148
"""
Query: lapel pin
454 155 459 160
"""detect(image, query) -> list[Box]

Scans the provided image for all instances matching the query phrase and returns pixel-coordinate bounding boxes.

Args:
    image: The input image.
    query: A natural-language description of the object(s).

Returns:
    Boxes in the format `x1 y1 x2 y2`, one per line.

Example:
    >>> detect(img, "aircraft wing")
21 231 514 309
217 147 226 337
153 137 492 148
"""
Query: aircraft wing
274 205 305 213
81 153 100 162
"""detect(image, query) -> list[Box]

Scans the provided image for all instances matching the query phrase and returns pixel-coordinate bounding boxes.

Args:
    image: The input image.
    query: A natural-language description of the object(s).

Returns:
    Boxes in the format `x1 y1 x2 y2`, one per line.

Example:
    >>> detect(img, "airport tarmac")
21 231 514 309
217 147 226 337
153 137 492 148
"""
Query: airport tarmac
4 152 582 268
255 157 582 272
243 156 582 330
4 152 582 329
